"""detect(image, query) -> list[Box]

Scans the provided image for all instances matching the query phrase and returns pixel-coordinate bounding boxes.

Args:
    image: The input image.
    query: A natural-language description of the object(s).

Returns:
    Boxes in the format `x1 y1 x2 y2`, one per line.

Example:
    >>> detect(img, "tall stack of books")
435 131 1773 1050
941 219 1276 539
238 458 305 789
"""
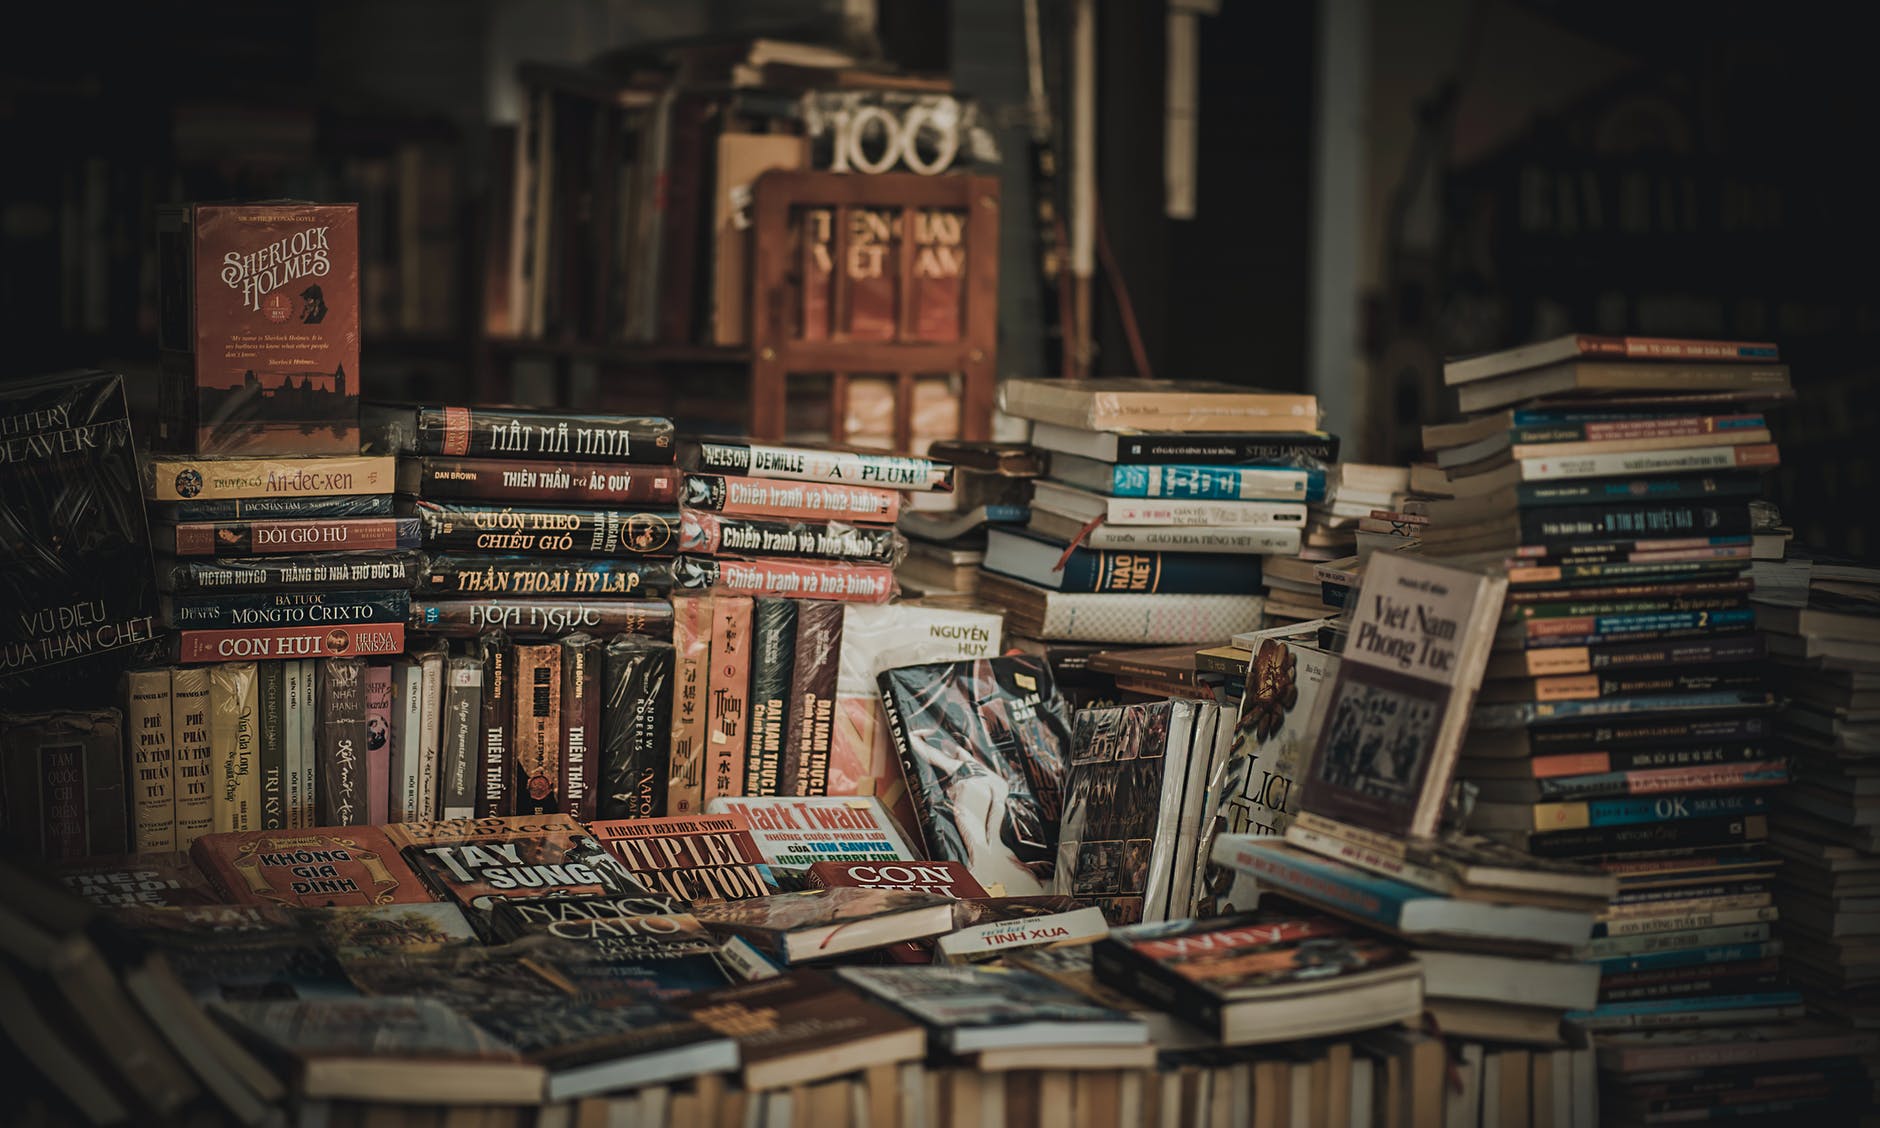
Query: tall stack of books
1755 551 1880 1033
894 441 1041 599
988 378 1331 649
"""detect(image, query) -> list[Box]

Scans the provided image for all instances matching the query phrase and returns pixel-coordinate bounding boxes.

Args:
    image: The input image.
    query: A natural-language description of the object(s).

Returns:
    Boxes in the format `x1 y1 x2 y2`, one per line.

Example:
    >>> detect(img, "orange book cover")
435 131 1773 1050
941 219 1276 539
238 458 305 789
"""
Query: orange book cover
705 596 754 803
668 596 713 815
189 825 437 907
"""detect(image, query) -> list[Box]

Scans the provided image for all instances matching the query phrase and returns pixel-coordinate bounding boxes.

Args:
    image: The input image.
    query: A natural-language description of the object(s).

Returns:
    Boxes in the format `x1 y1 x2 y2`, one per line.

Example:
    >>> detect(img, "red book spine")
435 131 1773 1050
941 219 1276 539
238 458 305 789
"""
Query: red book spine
174 623 406 663
845 206 898 340
169 517 419 555
678 557 897 604
668 596 712 815
704 597 753 803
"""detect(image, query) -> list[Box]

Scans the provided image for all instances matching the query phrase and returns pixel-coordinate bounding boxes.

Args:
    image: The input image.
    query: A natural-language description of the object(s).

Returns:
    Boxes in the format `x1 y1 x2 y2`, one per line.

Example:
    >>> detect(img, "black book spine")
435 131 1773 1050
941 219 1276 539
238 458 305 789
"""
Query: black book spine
744 599 798 797
160 590 410 631
599 637 675 820
1089 938 1225 1034
1113 433 1340 464
257 661 285 829
1579 636 1766 672
560 635 602 824
1524 814 1766 858
678 510 906 564
314 657 368 825
398 456 681 505
876 670 940 858
1524 743 1771 785
413 407 676 463
1514 472 1764 509
158 553 421 595
409 501 680 557
1519 502 1755 543
477 632 513 818
779 601 844 796
156 494 394 521
409 598 674 639
419 553 670 598
440 654 485 819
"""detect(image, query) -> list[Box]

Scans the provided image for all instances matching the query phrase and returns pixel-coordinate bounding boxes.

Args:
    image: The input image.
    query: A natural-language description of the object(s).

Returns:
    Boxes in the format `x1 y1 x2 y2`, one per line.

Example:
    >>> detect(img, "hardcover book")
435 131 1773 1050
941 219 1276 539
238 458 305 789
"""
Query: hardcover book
1052 700 1195 925
0 709 127 859
682 439 955 491
693 886 957 964
876 655 1070 895
155 202 361 456
189 826 437 907
679 510 906 564
1295 552 1508 838
409 598 670 639
587 813 776 903
836 965 1146 1051
672 555 898 603
680 473 901 523
597 636 675 821
1 371 162 707
707 795 919 871
408 500 678 557
386 814 646 939
983 527 1266 595
418 554 669 599
365 405 677 463
703 596 753 802
397 457 679 504
674 970 926 1091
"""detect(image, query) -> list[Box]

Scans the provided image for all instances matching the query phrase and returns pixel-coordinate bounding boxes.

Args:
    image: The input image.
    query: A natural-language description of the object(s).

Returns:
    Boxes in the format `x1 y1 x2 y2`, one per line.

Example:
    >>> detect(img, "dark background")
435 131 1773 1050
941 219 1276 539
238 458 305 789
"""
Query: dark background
2 0 1872 554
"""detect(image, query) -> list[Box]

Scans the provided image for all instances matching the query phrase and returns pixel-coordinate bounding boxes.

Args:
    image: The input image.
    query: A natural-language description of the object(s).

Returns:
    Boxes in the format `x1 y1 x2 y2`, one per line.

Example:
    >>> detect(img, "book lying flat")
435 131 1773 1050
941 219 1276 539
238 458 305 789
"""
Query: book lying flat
1443 335 1778 385
692 886 956 964
977 570 1265 646
998 379 1320 433
837 965 1146 1052
675 970 926 1090
983 527 1265 595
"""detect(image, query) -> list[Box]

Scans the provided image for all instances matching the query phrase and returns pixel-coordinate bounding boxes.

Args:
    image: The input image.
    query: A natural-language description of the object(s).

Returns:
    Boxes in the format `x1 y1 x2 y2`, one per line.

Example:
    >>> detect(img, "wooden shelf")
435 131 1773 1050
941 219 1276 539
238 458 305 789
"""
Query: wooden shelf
483 337 750 365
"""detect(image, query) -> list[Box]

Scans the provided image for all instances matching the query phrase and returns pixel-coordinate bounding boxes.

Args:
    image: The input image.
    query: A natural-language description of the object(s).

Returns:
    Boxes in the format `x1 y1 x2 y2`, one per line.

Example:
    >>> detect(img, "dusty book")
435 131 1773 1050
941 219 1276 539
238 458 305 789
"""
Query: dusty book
837 965 1147 1051
709 796 919 872
744 599 798 796
673 555 899 603
385 814 647 939
703 597 753 803
667 595 712 815
587 812 777 902
417 554 669 599
673 969 927 1091
365 405 676 463
679 510 908 564
597 636 674 821
998 379 1321 433
694 886 957 964
189 825 437 907
0 708 128 859
1296 552 1508 838
155 202 361 456
397 456 679 504
1 371 163 708
877 655 1070 895
558 635 600 823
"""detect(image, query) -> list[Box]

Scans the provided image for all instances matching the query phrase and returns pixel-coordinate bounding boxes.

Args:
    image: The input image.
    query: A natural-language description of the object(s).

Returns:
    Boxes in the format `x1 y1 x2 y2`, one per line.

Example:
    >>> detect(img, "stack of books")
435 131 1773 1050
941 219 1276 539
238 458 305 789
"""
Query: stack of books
1596 1022 1878 1123
1755 551 1880 1029
1418 335 1800 1038
895 441 1041 598
990 378 1333 647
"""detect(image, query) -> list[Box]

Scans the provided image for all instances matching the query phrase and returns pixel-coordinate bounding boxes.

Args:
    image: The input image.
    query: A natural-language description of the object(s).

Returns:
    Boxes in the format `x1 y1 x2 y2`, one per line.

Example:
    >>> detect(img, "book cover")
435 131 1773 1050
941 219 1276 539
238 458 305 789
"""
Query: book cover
314 658 368 826
418 554 669 599
364 662 392 825
682 440 955 491
703 597 754 803
0 708 127 859
171 666 216 846
672 555 899 603
828 605 1004 822
189 825 437 907
983 527 1266 595
386 814 646 938
158 553 419 595
487 892 694 942
744 599 798 797
836 965 1145 1052
122 668 178 852
55 853 219 907
408 598 671 639
210 662 260 833
679 510 907 564
692 886 954 960
587 813 776 902
397 457 679 504
518 912 751 1001
156 203 361 456
512 643 564 815
876 655 1070 895
674 970 925 1088
935 897 1110 962
163 516 421 556
708 796 919 871
806 860 988 897
667 595 712 815
369 405 677 463
681 473 901 523
477 633 513 818
257 661 286 830
779 600 844 796
1053 700 1194 925
1296 553 1508 838
0 371 162 708
597 636 674 821
1214 628 1335 840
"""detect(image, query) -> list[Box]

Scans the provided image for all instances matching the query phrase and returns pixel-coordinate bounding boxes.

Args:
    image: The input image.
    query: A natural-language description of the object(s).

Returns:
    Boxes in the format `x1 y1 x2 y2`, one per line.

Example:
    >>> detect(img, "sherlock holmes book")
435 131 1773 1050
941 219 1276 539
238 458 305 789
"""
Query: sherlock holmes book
1 371 162 708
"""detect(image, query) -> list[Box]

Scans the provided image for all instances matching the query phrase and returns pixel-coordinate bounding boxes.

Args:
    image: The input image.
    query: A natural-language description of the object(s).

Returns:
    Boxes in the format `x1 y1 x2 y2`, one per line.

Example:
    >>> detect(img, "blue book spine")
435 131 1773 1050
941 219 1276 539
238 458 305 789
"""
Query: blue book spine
1057 545 1265 595
1571 792 1770 827
1108 464 1326 503
1594 941 1779 976
982 504 1031 525
1212 839 1423 930
1515 473 1766 509
1568 990 1802 1022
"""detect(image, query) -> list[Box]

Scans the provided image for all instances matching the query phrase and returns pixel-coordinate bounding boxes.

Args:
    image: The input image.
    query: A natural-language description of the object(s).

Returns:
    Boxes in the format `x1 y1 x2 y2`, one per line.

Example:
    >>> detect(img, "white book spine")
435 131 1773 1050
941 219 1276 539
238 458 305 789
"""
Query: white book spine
417 652 445 821
1104 497 1308 526
1082 525 1303 554
1519 443 1772 481
391 661 424 823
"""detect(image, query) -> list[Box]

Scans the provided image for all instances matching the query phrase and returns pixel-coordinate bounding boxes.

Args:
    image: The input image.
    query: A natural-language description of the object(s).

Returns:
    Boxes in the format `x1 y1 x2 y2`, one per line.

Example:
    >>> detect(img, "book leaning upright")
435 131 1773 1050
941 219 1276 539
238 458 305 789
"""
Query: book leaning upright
1295 552 1508 838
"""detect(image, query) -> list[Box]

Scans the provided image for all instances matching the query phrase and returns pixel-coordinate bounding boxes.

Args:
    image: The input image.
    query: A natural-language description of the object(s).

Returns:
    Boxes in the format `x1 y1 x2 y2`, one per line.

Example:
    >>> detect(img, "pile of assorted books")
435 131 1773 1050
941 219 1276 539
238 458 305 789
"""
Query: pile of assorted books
894 440 1041 599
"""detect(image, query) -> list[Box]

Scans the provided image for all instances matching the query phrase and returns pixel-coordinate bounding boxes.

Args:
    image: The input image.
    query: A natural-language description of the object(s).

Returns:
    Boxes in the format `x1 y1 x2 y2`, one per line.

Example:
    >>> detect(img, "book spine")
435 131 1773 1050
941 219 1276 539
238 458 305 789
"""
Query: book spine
477 633 513 818
144 455 395 501
282 658 302 826
1521 608 1756 642
598 638 674 820
315 657 368 825
363 663 392 825
1592 906 1779 939
1524 715 1768 752
1593 941 1780 976
512 643 563 815
780 601 844 796
1523 743 1769 779
1515 666 1764 703
1511 414 1765 444
296 659 319 823
1113 433 1340 464
680 474 901 523
173 622 407 663
1530 762 1784 800
1108 464 1321 502
1519 502 1756 544
390 659 424 822
413 407 677 462
672 556 898 603
1525 814 1767 858
1519 444 1780 482
1053 547 1265 595
121 669 177 852
401 456 680 503
169 668 217 848
161 589 409 630
1579 923 1774 959
207 663 259 833
440 655 485 820
1534 793 1768 830
417 553 670 598
1281 825 1455 893
1209 837 1405 929
745 599 798 797
166 517 421 556
1079 525 1303 554
408 598 673 639
156 494 395 521
1474 689 1772 729
559 636 600 823
1103 498 1308 527
1514 473 1764 509
686 440 956 491
1577 336 1778 362
1506 636 1765 677
158 553 421 594
1090 940 1227 1034
1033 592 1266 645
667 596 712 815
410 501 680 556
704 597 754 803
417 649 445 820
677 510 907 564
257 661 285 830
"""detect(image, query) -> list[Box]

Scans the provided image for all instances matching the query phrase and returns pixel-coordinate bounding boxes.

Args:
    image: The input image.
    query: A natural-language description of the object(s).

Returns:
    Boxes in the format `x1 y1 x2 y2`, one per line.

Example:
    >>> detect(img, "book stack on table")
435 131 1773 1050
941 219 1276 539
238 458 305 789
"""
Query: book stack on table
988 378 1337 649
893 441 1042 599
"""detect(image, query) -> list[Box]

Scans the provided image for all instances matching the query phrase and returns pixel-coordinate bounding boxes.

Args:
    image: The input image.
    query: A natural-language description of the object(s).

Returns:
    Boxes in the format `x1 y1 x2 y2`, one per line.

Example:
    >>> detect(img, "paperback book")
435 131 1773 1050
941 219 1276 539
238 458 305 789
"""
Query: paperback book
706 795 918 872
